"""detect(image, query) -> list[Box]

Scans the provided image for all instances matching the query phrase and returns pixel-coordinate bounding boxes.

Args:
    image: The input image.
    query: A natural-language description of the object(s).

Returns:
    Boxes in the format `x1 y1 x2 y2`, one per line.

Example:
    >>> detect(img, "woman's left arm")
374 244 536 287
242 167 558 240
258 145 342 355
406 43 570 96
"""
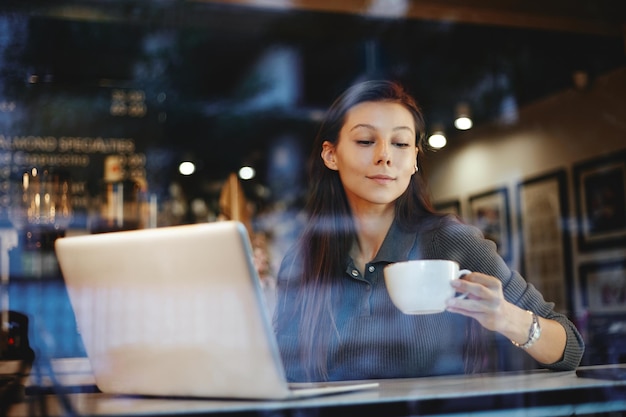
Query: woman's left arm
447 272 567 365
433 217 584 369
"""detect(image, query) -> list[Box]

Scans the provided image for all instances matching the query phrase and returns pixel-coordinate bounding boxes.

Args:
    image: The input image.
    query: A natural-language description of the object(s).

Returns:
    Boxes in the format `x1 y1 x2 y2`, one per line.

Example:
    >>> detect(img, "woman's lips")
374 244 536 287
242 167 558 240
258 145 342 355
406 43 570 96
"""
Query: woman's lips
368 175 395 185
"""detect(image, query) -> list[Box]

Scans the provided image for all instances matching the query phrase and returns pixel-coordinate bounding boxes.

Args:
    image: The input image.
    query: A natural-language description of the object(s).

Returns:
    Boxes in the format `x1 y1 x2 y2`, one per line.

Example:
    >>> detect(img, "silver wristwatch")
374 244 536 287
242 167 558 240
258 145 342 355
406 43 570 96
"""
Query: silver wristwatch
511 311 541 349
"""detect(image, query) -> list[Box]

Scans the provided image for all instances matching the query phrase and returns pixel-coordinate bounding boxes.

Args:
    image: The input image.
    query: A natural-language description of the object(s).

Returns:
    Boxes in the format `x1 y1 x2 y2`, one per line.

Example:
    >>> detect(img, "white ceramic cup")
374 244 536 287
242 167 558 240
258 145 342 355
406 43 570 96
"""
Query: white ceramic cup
383 259 471 314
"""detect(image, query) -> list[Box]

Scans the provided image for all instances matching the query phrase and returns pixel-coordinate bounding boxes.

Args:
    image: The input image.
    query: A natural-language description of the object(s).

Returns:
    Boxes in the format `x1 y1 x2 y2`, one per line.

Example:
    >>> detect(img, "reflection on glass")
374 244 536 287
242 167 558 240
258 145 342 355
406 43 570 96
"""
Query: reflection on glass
10 168 72 231
9 168 72 278
90 180 142 234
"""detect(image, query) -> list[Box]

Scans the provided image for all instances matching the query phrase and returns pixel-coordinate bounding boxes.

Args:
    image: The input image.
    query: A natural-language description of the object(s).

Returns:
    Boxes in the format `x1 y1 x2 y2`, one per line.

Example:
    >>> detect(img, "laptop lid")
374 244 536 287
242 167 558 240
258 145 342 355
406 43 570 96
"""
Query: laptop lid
55 221 303 399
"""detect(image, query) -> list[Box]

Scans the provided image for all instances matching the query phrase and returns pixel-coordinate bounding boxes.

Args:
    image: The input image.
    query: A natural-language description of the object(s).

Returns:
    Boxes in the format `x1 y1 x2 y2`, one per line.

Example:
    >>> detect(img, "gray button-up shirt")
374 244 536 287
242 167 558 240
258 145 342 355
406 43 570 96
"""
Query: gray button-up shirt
273 215 584 382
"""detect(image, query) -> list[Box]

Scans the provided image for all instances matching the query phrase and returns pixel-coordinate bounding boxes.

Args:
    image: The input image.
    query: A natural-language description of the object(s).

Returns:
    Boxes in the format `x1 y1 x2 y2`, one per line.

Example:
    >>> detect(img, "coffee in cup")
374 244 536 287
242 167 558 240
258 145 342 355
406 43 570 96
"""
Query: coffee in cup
383 259 470 314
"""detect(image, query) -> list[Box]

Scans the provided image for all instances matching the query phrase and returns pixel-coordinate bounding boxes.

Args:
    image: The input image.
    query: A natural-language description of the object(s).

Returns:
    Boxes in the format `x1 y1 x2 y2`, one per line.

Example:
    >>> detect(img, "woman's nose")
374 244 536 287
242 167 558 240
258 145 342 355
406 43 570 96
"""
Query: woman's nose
376 142 391 165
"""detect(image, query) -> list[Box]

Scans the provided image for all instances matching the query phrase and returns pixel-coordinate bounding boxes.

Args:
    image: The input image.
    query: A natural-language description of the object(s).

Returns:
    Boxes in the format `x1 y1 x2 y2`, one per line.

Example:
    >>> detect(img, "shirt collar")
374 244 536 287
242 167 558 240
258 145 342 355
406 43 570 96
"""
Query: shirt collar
371 219 417 264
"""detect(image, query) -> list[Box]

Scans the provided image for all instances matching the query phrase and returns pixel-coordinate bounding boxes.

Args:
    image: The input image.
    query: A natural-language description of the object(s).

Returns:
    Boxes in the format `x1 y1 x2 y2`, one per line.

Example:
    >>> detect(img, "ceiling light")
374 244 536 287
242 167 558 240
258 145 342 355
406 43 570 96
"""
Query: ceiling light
454 102 473 130
454 116 472 130
178 161 195 176
238 166 255 180
428 127 447 149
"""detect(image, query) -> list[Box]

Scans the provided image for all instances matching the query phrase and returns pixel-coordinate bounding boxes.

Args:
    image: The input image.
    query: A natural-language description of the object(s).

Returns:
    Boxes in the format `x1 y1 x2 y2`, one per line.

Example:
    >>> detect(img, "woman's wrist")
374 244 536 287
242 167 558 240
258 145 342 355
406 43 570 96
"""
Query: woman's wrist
498 304 535 345
510 310 541 349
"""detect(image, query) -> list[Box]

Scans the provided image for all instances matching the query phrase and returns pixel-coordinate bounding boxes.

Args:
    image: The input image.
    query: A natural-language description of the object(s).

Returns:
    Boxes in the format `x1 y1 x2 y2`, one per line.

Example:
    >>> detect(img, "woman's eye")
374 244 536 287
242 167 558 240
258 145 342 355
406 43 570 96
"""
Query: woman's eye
393 142 410 148
356 139 374 145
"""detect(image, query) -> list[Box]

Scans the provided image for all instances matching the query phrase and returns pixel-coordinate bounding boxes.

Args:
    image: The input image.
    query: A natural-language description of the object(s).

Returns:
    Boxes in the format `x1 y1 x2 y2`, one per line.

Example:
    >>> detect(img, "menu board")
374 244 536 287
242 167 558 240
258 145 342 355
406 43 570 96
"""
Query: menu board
0 88 156 229
0 134 146 228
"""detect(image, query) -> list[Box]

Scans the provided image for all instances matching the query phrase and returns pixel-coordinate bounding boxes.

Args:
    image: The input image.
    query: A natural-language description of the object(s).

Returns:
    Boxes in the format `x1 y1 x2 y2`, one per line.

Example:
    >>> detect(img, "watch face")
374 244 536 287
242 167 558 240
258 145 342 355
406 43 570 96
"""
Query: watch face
526 313 541 346
510 311 540 349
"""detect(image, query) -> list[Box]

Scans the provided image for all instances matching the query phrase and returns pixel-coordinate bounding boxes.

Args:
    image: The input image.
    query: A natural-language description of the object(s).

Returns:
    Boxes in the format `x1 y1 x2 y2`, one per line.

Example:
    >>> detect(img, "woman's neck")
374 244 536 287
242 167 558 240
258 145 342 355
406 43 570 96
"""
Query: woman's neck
350 205 395 274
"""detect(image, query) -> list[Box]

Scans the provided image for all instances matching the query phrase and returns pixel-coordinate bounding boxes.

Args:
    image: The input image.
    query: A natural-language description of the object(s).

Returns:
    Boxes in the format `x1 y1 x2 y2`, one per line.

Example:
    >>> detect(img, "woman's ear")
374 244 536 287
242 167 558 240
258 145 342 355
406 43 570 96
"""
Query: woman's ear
321 141 338 171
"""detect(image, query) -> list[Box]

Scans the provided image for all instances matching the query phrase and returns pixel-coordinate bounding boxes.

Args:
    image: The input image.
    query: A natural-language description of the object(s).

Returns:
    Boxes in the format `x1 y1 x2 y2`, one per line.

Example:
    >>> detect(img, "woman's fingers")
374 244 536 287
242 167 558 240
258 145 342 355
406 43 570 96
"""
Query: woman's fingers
451 272 500 301
459 271 502 289
447 272 506 330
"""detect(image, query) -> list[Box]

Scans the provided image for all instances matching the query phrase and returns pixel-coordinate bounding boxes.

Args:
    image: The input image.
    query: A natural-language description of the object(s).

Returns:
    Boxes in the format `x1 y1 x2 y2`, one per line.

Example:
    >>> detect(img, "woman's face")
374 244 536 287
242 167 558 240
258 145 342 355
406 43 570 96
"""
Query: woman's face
321 101 419 212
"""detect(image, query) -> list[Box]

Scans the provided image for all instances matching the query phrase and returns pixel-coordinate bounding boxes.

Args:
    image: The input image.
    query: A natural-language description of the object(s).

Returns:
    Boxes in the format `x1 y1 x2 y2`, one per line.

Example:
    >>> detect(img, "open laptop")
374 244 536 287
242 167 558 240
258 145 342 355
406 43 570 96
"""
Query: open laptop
54 221 378 400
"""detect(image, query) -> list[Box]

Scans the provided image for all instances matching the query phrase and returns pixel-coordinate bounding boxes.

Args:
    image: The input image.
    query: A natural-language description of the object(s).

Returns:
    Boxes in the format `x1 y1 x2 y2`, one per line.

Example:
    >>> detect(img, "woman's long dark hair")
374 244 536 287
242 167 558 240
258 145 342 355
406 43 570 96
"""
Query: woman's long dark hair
292 80 483 380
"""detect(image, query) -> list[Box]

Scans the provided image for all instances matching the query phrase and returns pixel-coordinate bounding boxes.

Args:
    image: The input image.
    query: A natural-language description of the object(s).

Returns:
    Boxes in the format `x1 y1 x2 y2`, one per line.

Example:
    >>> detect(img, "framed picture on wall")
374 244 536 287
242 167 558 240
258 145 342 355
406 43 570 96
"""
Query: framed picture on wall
468 187 511 263
574 149 626 251
580 259 626 314
434 199 461 217
516 169 572 314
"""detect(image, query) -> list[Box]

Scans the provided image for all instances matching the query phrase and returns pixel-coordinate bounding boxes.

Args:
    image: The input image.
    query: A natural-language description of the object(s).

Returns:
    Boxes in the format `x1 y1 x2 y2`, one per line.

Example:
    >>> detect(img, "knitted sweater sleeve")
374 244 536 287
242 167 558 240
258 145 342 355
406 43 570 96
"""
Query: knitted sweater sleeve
426 216 584 371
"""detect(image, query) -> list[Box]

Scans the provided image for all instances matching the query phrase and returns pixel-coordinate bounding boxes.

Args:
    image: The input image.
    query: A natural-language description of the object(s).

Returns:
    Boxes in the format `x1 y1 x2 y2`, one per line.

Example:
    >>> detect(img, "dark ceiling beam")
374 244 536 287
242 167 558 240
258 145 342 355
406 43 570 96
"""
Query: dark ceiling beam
5 0 625 39
192 0 625 37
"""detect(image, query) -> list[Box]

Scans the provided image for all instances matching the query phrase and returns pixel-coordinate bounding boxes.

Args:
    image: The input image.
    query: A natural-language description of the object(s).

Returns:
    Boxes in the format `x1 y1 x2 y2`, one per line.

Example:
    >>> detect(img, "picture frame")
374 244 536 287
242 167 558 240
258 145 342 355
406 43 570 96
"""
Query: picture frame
573 149 626 251
579 259 626 314
468 187 511 263
434 199 461 217
516 169 572 314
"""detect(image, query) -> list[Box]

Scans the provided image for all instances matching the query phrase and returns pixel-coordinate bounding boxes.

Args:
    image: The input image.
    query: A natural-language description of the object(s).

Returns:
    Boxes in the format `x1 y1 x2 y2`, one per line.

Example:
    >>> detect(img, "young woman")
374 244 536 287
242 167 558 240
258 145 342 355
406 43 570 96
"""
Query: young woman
273 80 584 382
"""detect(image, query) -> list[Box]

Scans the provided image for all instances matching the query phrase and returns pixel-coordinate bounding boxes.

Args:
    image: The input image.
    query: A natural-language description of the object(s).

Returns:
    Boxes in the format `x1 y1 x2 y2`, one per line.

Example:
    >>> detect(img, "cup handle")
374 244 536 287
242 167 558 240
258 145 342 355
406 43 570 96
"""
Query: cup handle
454 269 472 299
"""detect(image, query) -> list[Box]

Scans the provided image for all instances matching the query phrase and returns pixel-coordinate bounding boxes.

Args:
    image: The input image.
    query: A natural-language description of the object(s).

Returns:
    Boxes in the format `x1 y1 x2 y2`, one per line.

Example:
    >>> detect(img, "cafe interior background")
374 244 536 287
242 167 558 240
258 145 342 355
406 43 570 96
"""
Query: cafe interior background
0 0 625 370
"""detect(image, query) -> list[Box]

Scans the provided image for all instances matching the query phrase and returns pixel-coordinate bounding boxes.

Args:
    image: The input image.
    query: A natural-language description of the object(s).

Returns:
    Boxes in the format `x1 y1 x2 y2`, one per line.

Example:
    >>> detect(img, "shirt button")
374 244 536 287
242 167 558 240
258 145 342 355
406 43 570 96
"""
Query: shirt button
368 265 375 273
351 269 359 277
